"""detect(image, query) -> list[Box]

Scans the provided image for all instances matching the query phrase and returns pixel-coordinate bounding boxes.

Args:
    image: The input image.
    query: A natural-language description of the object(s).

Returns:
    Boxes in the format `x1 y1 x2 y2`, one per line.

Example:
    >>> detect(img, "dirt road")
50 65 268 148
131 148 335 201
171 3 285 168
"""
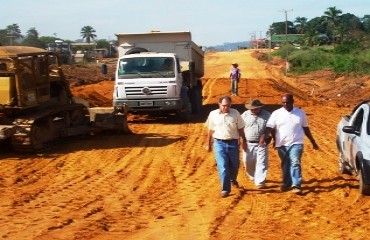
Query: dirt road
1 50 370 239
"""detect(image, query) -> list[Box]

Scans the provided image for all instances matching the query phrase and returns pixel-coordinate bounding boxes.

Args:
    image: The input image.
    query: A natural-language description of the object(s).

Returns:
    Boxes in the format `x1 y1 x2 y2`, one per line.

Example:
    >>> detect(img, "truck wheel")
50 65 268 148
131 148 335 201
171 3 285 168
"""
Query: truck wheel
359 168 370 195
338 153 351 175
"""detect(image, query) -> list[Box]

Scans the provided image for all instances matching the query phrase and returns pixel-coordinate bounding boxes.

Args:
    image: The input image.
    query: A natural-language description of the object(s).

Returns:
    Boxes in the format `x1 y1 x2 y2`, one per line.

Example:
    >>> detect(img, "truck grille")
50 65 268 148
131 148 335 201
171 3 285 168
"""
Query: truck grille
124 86 167 96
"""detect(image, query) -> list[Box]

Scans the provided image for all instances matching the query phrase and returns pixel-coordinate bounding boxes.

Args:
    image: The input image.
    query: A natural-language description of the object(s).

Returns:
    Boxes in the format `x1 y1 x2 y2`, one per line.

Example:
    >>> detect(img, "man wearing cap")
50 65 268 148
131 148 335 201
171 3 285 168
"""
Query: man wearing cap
229 63 241 96
241 99 271 188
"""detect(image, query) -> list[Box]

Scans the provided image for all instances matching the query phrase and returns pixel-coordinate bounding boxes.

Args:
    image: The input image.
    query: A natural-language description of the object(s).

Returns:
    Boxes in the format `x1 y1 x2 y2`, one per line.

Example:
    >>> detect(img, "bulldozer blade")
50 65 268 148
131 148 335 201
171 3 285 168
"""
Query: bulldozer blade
88 107 131 133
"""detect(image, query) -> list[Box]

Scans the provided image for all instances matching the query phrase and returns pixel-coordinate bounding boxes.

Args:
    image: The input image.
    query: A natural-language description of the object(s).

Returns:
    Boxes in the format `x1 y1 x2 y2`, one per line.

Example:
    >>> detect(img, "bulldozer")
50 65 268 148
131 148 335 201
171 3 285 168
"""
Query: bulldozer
0 46 130 152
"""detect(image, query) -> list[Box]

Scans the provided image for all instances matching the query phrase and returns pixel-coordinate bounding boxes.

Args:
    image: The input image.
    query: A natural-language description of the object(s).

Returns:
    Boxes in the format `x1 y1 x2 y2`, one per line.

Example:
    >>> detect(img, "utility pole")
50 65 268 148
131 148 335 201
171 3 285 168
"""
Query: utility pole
268 28 273 63
280 9 293 76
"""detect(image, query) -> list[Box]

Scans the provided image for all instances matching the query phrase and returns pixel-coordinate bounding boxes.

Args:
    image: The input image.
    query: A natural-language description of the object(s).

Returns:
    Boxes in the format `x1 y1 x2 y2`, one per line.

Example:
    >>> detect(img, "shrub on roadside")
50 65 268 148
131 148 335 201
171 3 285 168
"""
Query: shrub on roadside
275 44 370 74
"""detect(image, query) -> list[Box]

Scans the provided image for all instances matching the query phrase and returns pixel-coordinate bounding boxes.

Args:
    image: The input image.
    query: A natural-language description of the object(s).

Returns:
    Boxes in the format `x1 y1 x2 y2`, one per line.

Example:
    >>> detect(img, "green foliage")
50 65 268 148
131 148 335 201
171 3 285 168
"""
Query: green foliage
286 46 370 74
330 54 357 72
96 39 110 49
288 48 332 73
80 26 97 43
271 44 299 59
334 41 362 54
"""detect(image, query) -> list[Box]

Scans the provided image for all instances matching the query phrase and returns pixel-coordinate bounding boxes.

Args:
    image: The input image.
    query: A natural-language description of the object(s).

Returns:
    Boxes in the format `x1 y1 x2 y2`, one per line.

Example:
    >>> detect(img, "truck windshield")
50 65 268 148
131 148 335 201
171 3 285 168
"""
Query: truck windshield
118 57 175 79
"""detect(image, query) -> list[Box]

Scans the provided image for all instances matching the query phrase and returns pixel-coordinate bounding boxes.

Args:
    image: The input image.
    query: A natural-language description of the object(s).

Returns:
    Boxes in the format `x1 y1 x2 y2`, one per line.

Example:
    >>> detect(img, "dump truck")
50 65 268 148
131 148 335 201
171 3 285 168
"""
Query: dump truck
0 46 130 152
102 31 204 121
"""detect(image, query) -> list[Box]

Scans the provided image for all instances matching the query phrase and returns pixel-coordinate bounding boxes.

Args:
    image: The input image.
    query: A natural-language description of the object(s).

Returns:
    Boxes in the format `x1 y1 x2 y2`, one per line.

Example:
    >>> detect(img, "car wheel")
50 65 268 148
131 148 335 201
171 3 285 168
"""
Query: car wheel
359 168 370 195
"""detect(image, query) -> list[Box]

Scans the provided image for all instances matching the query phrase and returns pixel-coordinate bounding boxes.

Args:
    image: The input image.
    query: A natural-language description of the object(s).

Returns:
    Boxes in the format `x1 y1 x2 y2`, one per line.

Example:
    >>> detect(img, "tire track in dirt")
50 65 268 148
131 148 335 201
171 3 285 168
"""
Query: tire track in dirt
1 49 370 239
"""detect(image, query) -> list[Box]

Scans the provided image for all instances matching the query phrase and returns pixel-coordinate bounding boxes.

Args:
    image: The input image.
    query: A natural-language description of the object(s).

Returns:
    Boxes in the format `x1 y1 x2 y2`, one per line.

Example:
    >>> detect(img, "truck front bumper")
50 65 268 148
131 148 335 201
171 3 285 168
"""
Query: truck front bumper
114 99 182 112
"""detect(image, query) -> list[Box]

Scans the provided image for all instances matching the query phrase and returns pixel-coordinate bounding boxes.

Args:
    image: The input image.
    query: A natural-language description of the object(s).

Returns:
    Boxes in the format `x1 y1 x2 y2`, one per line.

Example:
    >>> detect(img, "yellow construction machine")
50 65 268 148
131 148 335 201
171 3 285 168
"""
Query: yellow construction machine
0 46 130 152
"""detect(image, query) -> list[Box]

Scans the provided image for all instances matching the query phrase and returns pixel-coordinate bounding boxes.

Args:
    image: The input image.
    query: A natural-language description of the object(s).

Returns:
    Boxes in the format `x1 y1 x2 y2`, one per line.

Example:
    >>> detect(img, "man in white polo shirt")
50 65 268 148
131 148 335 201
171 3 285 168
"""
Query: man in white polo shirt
206 96 247 198
259 93 319 194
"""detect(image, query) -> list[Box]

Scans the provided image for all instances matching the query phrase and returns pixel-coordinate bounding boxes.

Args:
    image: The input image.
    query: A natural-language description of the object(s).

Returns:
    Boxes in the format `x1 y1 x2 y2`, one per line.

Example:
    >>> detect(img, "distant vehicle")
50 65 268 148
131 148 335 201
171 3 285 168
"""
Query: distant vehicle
336 99 370 195
102 31 204 122
46 40 73 63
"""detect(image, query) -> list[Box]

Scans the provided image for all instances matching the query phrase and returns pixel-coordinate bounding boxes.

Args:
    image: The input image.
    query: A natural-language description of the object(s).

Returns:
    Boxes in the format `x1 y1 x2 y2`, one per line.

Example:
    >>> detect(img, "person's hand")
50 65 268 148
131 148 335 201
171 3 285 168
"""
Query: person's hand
242 141 248 152
205 143 212 152
312 141 319 150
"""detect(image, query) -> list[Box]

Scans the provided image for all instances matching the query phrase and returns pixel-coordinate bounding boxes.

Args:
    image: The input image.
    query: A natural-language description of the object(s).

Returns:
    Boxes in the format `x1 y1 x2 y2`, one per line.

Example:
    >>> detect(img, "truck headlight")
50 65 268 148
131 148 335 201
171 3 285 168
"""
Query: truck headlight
165 100 177 106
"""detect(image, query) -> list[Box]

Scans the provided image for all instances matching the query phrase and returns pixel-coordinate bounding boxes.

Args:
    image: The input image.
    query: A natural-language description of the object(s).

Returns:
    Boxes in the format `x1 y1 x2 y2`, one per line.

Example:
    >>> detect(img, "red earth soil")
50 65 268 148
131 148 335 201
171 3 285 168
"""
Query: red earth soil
1 49 370 240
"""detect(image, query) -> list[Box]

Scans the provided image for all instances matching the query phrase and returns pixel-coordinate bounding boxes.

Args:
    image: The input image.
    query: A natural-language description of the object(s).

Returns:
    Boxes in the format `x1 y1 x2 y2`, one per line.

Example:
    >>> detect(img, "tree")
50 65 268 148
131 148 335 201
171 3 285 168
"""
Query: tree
0 29 8 45
22 27 45 48
294 17 308 34
322 6 343 45
80 26 97 43
270 21 295 35
96 39 110 49
300 17 328 46
362 15 370 33
5 24 23 45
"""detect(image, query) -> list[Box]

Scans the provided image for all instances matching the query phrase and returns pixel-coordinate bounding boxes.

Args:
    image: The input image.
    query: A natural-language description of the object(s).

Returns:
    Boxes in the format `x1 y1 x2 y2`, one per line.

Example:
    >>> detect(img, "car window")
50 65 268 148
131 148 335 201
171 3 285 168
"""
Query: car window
352 109 364 135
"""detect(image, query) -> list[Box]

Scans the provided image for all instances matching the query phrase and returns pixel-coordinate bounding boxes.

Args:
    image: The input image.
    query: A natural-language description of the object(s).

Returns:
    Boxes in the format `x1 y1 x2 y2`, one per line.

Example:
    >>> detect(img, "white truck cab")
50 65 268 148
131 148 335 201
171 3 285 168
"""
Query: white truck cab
114 52 184 112
107 31 204 121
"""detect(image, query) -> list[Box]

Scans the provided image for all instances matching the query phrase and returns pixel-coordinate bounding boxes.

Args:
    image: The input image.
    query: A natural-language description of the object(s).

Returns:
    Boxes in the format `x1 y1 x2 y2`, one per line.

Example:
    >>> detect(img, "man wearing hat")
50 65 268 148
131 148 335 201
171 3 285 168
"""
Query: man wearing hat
241 99 271 188
229 63 241 96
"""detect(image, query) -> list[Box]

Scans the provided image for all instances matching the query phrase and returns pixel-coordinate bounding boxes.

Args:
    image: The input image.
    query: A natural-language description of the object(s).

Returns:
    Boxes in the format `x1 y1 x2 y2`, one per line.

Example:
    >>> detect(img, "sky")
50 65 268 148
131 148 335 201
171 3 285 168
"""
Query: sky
1 0 369 47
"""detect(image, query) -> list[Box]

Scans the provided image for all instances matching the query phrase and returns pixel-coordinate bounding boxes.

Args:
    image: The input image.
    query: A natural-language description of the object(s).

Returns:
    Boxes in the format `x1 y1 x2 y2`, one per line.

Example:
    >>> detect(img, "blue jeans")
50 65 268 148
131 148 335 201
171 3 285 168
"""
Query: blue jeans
214 139 240 193
231 79 238 95
277 144 303 188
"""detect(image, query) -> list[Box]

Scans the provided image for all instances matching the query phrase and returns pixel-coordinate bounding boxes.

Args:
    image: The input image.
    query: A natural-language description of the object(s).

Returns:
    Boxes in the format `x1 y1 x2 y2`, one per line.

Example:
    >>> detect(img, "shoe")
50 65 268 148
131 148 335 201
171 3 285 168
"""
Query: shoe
280 186 290 192
221 191 230 198
247 175 254 181
231 181 239 188
292 187 302 195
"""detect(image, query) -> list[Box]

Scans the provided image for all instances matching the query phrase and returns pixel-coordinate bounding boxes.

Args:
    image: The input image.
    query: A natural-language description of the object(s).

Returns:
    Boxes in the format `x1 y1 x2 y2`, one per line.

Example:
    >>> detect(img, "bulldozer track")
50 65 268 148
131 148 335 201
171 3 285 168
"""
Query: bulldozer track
11 104 89 152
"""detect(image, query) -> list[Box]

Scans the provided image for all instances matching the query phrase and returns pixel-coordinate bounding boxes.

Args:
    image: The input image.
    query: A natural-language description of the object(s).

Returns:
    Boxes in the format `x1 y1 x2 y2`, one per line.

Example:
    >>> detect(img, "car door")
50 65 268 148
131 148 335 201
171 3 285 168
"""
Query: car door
346 108 364 167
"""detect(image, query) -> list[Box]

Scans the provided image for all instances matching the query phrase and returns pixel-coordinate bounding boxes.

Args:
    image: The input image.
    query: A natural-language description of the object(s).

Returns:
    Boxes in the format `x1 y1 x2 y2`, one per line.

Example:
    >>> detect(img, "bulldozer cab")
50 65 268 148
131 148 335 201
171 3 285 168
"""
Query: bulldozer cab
0 46 64 109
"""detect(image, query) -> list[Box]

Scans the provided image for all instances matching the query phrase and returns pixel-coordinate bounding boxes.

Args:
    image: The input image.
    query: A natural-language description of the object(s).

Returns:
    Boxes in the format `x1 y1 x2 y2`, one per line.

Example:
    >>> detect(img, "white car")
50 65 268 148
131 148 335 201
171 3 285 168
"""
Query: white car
336 99 370 195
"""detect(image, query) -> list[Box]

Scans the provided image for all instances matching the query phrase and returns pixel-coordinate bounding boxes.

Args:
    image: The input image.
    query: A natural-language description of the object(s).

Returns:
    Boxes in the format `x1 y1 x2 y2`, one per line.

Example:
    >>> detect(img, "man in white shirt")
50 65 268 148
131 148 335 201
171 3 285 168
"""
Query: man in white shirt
259 94 319 194
206 96 247 198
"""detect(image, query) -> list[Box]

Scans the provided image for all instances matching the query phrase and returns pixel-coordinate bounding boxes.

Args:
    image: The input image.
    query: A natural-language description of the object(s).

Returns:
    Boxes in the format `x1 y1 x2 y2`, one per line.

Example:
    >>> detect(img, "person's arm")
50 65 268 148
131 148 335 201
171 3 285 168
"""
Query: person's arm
238 128 248 151
303 127 319 150
259 127 273 146
206 129 214 152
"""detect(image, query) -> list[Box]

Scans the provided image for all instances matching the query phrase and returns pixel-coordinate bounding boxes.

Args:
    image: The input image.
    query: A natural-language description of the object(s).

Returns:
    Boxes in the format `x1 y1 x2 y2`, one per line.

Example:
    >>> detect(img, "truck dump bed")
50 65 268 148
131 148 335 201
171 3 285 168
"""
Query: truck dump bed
116 31 204 78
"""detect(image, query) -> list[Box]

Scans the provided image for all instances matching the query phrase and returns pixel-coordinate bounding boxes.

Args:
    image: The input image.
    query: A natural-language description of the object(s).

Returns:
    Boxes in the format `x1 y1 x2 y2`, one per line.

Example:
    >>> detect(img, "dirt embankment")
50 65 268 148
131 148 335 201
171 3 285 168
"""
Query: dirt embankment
0 50 369 240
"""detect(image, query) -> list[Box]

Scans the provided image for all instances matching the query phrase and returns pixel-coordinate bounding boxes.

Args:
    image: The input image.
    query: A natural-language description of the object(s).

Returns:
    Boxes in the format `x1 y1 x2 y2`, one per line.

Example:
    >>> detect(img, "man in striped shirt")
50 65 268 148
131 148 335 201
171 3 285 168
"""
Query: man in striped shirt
241 99 271 188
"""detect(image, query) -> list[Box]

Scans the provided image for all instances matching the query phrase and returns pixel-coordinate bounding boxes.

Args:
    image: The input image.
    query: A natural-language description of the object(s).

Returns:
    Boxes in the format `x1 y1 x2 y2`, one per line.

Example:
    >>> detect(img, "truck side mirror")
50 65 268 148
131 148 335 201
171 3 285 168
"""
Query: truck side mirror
101 64 108 74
